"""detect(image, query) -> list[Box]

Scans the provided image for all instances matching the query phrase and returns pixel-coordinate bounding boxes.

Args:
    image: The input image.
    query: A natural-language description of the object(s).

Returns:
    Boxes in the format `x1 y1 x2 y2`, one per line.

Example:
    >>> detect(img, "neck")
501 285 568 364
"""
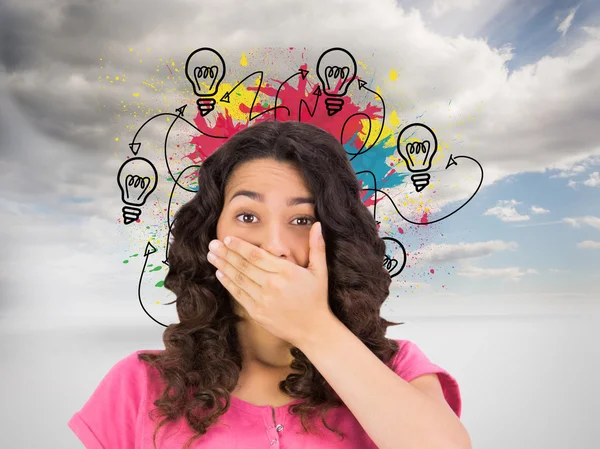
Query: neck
231 300 292 367
235 316 294 369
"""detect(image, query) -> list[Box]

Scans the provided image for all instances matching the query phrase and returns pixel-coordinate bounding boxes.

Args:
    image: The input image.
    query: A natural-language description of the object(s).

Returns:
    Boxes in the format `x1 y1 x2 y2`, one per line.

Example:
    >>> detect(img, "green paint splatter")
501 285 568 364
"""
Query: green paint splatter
150 266 162 272
263 102 268 108
148 264 153 267
130 253 139 257
123 260 129 264
155 280 164 287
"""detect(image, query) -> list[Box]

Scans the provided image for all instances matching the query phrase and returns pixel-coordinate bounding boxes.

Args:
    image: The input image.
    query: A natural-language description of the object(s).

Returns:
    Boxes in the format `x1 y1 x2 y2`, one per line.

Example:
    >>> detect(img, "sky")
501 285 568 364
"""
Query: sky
0 0 599 332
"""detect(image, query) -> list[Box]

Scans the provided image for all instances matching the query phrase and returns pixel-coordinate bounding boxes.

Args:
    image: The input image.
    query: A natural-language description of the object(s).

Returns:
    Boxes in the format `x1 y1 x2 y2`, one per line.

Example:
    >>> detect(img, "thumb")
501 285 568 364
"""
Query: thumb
308 221 327 276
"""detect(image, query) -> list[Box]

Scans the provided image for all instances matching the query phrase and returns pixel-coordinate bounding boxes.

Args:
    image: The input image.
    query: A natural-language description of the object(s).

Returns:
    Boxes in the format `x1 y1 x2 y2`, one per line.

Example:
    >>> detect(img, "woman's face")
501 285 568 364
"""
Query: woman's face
216 158 316 271
216 158 317 325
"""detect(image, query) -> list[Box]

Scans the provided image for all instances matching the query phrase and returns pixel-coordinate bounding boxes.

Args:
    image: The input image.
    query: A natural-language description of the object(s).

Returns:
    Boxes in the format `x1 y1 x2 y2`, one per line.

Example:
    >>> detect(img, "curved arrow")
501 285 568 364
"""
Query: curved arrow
341 112 372 157
162 164 201 265
272 69 308 121
298 85 322 121
219 70 278 123
138 241 168 327
357 154 484 225
347 79 386 161
129 107 227 155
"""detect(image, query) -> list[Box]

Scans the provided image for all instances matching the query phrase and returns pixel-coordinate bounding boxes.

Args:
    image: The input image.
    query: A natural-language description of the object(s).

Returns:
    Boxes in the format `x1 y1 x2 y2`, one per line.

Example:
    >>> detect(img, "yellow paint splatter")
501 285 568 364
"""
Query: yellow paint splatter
115 76 119 80
129 48 133 52
115 137 119 142
99 58 103 61
142 81 158 92
389 68 398 81
240 52 248 66
357 60 367 70
389 110 400 127
132 92 140 97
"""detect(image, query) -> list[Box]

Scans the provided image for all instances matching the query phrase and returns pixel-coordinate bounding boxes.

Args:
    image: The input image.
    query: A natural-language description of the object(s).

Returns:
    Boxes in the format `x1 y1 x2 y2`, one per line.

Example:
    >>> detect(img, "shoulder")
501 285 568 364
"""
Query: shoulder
389 339 463 418
68 349 163 448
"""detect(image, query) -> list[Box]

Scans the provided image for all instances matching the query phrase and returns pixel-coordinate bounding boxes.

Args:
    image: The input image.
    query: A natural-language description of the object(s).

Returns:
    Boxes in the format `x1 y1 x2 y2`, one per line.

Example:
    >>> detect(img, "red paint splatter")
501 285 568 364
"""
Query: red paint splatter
183 57 382 171
430 269 434 274
398 227 404 234
420 213 429 224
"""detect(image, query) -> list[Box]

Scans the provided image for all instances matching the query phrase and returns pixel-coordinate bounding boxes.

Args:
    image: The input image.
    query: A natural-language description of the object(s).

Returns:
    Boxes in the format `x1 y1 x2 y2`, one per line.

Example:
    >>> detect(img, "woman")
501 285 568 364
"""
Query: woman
68 120 470 449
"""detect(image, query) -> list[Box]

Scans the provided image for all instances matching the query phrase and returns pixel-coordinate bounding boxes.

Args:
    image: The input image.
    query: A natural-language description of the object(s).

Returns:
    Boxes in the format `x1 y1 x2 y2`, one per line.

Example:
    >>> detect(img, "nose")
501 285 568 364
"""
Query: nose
259 222 292 259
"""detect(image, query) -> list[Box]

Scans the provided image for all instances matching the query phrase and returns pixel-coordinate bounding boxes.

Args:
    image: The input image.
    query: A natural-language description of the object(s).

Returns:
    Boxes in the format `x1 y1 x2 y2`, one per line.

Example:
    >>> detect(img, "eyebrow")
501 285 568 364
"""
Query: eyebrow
228 190 315 206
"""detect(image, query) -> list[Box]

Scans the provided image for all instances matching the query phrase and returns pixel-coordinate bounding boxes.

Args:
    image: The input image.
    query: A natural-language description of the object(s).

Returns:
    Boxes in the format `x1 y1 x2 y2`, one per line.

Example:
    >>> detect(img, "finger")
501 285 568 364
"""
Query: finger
215 269 258 315
222 236 283 274
211 242 269 287
208 252 263 303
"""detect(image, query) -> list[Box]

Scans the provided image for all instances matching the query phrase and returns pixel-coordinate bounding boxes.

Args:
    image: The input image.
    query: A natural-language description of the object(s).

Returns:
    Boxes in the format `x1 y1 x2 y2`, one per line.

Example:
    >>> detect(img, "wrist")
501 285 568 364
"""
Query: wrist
295 312 345 353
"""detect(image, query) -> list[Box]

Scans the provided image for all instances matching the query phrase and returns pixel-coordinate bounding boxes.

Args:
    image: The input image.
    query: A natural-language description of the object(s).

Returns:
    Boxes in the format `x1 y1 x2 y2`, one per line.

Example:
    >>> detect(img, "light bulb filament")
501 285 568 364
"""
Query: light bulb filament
193 65 219 94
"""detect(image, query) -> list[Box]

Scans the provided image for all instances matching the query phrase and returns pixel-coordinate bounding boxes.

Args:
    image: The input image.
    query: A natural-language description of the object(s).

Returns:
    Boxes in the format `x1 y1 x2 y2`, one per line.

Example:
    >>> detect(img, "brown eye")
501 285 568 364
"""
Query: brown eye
236 213 257 224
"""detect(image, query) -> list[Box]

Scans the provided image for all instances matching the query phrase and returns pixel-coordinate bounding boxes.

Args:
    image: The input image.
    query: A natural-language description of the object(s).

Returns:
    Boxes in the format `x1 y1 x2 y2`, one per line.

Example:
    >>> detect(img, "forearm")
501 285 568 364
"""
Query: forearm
296 316 471 449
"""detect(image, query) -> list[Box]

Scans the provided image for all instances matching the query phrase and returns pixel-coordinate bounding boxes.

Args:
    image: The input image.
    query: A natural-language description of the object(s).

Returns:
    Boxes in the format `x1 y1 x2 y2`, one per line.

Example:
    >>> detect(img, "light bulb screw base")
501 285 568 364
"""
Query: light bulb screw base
196 98 216 116
325 97 344 116
122 206 141 225
410 173 431 192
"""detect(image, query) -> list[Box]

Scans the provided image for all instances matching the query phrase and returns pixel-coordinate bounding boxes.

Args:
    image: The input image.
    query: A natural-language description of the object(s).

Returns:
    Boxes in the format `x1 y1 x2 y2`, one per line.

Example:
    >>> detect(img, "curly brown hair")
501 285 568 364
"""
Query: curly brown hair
138 119 403 449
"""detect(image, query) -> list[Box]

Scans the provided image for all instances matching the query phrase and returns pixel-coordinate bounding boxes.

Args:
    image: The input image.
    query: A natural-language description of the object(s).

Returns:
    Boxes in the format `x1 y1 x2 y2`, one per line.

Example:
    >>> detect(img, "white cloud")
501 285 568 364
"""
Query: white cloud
557 7 578 38
1 0 600 323
567 179 578 189
531 205 549 214
457 264 539 281
416 240 518 263
577 240 600 249
550 164 586 178
583 171 600 187
563 216 600 231
484 199 530 222
430 0 481 18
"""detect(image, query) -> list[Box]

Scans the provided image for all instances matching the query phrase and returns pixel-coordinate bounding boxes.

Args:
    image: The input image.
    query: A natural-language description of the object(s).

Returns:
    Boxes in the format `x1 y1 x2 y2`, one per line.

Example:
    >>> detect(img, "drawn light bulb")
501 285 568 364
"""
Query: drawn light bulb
396 123 438 192
117 157 158 225
316 47 357 116
185 47 226 116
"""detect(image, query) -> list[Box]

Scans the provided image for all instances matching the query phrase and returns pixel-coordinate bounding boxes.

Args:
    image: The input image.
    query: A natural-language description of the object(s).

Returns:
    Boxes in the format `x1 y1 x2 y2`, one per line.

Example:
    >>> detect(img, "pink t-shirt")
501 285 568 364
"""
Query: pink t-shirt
68 339 461 448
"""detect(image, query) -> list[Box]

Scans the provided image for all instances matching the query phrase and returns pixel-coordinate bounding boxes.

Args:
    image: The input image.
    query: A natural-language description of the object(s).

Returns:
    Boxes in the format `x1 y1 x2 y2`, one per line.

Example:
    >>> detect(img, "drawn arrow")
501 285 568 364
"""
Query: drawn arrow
298 85 322 120
357 154 484 225
347 79 386 161
137 241 168 328
129 107 227 156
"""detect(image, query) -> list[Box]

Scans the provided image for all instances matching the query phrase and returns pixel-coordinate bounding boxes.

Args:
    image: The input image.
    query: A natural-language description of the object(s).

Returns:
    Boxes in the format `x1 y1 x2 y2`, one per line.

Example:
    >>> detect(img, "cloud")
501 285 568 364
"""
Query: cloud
484 199 530 222
549 164 586 179
457 264 539 281
530 205 549 214
557 7 578 38
583 171 600 187
563 216 600 231
430 0 481 18
0 0 599 323
416 240 518 263
577 240 600 249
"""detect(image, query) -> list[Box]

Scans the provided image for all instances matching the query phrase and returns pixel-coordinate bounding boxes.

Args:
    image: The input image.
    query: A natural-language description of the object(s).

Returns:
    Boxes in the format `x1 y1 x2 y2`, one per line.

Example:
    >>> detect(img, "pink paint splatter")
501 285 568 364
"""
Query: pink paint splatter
182 55 382 170
420 213 429 224
398 227 404 234
430 269 434 274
